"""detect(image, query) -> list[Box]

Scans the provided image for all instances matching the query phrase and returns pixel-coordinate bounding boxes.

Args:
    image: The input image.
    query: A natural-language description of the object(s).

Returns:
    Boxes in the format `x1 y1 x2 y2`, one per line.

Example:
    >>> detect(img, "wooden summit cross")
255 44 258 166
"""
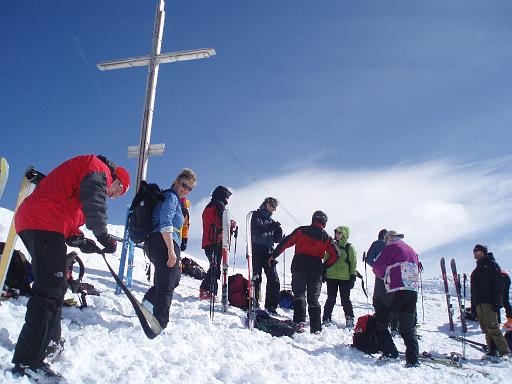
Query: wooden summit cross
97 0 215 191
97 0 215 292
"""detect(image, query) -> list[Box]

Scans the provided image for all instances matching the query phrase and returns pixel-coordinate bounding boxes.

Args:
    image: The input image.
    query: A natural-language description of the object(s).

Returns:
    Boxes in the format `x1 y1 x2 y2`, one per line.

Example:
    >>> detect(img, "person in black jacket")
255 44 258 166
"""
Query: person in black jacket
470 244 510 357
251 197 283 314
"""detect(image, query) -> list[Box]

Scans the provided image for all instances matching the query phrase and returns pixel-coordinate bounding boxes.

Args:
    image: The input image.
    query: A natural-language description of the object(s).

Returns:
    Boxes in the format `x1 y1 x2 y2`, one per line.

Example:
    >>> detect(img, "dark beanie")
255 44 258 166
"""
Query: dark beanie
473 244 488 255
378 229 387 240
212 185 232 202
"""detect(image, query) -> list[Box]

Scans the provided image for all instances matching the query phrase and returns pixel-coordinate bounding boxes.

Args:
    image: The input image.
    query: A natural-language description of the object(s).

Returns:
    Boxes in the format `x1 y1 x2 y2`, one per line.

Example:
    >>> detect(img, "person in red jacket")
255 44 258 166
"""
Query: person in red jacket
12 154 130 380
199 185 235 300
269 211 338 334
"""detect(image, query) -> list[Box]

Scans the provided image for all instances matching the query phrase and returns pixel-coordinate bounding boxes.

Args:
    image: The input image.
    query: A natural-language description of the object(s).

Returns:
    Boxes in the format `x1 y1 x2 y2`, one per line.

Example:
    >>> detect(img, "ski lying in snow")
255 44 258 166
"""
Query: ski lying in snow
0 157 8 200
449 335 488 352
440 257 455 332
450 258 468 333
245 211 257 330
0 167 45 296
100 252 162 339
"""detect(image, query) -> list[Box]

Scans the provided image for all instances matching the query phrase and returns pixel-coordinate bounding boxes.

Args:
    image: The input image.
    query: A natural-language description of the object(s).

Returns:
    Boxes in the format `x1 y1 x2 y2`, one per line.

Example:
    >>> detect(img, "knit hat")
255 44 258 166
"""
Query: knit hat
212 185 232 203
473 244 488 255
114 166 130 195
378 229 387 240
384 230 404 242
312 211 328 227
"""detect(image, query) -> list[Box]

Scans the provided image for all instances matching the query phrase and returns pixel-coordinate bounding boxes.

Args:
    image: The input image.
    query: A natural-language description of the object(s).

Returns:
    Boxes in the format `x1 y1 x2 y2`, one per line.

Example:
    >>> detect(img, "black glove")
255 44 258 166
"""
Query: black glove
80 238 102 254
273 226 283 241
97 233 117 254
349 274 356 289
180 238 188 252
493 304 502 313
418 262 424 272
322 269 327 283
268 256 277 267
271 221 281 230
66 234 86 248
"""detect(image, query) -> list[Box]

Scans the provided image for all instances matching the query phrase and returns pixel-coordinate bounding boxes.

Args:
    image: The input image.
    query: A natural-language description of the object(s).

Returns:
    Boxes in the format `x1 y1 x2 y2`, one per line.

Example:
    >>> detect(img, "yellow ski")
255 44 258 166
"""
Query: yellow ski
0 167 44 294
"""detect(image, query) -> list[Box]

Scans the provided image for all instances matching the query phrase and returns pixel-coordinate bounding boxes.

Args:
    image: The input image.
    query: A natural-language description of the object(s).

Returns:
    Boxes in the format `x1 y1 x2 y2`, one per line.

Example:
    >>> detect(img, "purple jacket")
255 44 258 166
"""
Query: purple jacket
372 239 420 293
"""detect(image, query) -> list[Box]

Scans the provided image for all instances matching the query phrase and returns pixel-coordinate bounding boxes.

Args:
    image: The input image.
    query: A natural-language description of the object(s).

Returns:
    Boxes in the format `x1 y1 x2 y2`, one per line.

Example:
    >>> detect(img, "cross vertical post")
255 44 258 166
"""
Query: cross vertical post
97 0 215 292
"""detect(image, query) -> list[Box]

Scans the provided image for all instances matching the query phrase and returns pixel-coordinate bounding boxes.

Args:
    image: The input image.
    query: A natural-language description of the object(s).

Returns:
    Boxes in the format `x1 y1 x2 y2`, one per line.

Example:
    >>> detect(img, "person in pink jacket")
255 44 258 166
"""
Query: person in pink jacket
372 230 420 367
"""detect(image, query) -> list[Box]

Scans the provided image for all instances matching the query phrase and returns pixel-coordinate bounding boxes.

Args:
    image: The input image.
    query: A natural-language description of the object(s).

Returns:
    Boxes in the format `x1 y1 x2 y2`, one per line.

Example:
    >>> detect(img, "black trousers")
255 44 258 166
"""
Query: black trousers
146 232 181 329
13 230 68 368
375 290 419 364
252 250 280 310
199 244 221 295
323 279 354 321
291 270 322 324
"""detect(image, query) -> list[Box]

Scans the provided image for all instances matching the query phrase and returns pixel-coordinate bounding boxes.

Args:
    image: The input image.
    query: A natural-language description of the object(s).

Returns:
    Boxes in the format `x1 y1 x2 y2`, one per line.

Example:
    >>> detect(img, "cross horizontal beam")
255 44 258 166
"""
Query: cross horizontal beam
127 143 165 158
97 48 216 71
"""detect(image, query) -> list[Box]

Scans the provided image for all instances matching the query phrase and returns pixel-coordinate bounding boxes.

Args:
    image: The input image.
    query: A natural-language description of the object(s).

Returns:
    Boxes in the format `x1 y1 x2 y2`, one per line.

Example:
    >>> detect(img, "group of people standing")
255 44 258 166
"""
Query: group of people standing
8 154 511 380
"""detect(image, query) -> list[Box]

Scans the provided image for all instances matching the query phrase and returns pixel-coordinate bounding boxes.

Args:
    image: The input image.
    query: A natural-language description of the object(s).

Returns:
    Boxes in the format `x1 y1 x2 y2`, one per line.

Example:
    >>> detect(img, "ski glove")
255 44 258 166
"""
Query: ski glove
80 239 102 254
349 274 356 289
180 238 188 252
97 233 117 254
66 234 86 248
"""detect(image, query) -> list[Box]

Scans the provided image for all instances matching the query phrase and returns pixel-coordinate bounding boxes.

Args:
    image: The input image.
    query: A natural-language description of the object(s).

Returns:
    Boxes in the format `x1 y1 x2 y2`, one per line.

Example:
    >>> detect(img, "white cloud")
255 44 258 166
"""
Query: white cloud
188 158 512 276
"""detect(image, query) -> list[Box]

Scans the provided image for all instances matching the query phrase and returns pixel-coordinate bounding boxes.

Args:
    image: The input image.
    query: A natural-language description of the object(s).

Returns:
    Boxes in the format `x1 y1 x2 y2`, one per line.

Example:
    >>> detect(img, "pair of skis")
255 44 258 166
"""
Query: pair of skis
440 257 467 333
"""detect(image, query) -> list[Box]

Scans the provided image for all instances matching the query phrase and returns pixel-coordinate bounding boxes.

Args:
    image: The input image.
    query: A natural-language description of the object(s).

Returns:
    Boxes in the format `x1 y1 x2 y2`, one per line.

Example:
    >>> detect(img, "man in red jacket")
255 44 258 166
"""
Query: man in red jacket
270 211 338 334
12 154 130 380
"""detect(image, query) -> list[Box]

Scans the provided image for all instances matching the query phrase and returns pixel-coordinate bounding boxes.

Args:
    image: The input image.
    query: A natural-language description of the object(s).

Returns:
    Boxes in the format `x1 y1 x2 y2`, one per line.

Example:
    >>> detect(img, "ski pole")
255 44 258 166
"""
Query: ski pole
419 261 425 324
362 251 369 313
232 226 238 274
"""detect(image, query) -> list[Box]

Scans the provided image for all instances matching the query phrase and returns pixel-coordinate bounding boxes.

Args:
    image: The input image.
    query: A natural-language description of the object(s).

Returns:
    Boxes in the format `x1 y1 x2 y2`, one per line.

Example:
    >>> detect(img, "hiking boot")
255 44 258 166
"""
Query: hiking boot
199 289 213 300
265 307 278 316
46 338 65 362
405 361 420 368
322 318 332 327
13 362 64 381
345 316 354 329
294 322 306 333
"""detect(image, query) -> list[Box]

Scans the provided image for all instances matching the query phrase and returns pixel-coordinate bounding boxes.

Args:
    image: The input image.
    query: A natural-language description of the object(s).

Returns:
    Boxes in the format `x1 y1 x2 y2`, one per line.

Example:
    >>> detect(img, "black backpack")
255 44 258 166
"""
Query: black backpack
254 309 295 337
65 251 100 308
181 257 206 280
1 242 33 297
127 181 167 244
352 314 380 354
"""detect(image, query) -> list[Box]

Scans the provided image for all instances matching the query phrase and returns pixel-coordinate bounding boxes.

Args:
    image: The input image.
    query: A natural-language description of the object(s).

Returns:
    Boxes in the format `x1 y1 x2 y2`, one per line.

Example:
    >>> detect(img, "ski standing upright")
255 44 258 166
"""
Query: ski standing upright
0 157 9 200
0 167 44 295
245 211 257 330
450 258 468 358
221 208 230 312
440 257 455 332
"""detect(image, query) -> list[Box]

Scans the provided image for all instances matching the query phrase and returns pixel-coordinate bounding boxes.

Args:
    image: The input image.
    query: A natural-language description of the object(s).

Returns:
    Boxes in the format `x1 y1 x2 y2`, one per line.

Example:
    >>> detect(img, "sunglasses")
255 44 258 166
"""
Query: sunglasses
180 181 193 192
472 249 480 253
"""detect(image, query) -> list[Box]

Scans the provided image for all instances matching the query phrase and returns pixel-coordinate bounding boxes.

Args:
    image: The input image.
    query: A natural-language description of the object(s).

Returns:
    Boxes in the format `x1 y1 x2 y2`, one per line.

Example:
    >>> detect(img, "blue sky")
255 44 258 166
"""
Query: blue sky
1 0 512 275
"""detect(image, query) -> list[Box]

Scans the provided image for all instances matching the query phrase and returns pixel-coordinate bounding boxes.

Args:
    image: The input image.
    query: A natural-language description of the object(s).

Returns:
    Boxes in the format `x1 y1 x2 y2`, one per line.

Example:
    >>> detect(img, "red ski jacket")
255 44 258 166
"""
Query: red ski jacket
273 221 339 272
15 155 113 239
201 201 224 249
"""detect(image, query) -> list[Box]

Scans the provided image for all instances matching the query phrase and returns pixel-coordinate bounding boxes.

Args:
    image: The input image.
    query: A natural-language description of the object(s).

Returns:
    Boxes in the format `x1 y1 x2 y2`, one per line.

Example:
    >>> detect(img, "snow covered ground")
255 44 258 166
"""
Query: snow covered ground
0 207 510 383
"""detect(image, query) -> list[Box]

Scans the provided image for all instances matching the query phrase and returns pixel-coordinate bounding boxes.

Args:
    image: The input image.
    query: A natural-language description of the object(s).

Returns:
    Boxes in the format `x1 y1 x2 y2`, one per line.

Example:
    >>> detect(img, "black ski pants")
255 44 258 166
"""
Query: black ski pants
323 278 354 321
199 244 221 295
375 290 419 365
146 232 181 329
252 250 280 310
291 270 322 330
13 230 68 368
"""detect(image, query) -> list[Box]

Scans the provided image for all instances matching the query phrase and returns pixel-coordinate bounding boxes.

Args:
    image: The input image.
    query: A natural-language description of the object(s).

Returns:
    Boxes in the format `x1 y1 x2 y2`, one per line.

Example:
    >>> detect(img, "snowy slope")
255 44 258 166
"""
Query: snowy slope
0 208 510 383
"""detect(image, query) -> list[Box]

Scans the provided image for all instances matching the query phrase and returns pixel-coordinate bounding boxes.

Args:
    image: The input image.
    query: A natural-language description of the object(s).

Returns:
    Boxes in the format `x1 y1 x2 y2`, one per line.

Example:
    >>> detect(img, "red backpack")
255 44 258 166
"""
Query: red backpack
352 314 379 354
228 273 249 309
